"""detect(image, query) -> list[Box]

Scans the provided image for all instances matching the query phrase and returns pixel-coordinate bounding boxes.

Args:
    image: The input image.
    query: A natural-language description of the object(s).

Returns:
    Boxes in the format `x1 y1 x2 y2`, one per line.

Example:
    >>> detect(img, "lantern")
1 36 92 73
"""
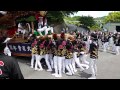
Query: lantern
39 11 47 17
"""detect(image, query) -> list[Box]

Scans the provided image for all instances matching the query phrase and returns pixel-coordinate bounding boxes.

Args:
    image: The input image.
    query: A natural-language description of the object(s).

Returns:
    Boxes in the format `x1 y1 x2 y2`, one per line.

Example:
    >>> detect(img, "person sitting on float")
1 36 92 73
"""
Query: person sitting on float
17 23 26 35
37 25 47 36
37 24 53 36
46 26 53 35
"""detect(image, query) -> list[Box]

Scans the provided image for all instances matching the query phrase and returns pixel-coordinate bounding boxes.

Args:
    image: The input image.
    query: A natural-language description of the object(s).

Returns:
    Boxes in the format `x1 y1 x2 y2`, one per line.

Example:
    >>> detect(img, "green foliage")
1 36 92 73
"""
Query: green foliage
64 16 80 26
64 15 96 28
47 11 64 24
61 11 78 16
64 16 80 21
104 11 120 23
94 16 106 24
79 16 95 27
90 23 101 31
64 17 73 21
47 11 78 24
94 16 106 21
26 16 36 22
72 16 81 21
66 21 80 26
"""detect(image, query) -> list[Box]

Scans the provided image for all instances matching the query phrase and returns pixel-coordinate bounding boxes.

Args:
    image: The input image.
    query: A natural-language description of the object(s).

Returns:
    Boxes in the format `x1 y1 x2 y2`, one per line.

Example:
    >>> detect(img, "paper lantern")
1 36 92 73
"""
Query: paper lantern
39 11 47 17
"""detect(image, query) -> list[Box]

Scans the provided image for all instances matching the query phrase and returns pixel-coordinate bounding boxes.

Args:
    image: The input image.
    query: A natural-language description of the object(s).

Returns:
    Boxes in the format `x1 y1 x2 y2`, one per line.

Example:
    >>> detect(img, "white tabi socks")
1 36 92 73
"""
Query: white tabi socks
45 54 52 71
35 55 43 71
30 54 36 68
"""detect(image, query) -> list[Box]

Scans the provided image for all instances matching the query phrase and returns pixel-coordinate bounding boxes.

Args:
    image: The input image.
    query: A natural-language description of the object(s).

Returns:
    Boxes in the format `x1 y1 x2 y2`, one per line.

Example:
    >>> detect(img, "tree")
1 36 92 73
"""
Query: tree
104 11 120 23
46 11 78 25
79 16 95 28
64 16 80 26
64 16 80 21
72 16 81 21
90 23 101 31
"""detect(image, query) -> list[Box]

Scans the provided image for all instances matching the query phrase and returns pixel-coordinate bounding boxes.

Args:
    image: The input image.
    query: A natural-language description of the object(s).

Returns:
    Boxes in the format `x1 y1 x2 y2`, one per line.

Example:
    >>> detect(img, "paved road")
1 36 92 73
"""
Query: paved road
17 49 120 79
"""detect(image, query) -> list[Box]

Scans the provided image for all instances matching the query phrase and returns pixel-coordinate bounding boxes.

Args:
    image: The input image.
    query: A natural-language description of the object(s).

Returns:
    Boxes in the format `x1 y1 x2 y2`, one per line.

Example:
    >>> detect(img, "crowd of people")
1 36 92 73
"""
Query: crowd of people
30 30 120 79
1 18 120 79
1 25 120 79
98 31 120 55
30 30 99 79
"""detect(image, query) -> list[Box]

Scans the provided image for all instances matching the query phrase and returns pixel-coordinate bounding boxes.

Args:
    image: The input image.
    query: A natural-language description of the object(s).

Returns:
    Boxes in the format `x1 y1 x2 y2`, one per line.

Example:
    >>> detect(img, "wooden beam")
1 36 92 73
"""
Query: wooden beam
31 22 34 34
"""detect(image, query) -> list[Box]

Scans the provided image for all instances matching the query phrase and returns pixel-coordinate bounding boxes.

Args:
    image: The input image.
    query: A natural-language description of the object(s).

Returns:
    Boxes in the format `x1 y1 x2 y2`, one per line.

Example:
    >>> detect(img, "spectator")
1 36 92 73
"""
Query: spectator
0 54 24 79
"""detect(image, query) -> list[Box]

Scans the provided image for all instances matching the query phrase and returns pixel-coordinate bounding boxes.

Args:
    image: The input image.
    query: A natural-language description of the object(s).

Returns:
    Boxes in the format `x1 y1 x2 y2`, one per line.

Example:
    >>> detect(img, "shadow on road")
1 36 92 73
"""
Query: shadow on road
78 71 92 78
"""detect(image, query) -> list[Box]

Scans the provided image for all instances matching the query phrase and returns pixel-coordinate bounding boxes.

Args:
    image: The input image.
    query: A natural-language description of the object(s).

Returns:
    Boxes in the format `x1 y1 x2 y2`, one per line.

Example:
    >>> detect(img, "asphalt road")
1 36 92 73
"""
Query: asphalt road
17 48 120 79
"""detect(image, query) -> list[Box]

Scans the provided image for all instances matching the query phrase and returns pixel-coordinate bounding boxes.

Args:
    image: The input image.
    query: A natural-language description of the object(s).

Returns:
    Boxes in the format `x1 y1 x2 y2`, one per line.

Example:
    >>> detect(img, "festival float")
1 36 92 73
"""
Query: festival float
0 11 75 57
6 11 52 57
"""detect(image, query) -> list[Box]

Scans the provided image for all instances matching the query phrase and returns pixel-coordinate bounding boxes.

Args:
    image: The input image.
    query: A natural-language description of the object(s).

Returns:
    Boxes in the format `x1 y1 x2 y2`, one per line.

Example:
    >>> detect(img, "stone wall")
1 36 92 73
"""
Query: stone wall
52 23 89 34
52 23 67 34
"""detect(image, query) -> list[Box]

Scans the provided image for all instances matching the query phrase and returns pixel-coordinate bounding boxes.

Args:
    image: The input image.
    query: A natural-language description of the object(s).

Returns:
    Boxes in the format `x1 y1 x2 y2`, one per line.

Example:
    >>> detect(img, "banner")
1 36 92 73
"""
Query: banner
7 43 32 54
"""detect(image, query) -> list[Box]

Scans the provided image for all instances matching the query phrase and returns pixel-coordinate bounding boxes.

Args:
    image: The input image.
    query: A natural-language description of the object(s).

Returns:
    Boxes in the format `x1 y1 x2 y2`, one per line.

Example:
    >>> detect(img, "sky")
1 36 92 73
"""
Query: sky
71 11 115 18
